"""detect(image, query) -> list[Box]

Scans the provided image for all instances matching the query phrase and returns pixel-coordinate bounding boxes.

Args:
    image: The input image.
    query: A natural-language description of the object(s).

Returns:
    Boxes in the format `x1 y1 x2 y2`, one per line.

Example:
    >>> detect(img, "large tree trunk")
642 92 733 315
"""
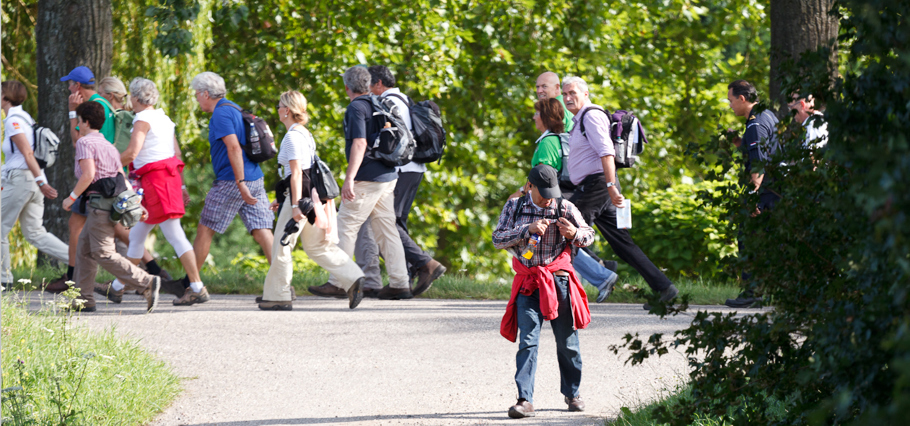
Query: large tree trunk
36 0 112 253
769 0 839 103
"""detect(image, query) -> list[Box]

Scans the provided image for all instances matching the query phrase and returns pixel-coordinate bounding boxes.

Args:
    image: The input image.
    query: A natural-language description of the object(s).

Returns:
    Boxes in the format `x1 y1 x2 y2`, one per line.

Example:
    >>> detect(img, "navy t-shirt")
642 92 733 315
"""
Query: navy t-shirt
343 95 397 182
209 98 264 182
741 106 780 195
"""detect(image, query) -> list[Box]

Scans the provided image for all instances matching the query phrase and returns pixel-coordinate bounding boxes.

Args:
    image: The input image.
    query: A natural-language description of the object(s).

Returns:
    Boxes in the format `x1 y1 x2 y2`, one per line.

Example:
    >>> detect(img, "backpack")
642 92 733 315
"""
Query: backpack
360 95 415 167
537 131 573 188
220 103 277 163
388 93 446 164
92 97 135 152
578 107 647 169
7 113 60 169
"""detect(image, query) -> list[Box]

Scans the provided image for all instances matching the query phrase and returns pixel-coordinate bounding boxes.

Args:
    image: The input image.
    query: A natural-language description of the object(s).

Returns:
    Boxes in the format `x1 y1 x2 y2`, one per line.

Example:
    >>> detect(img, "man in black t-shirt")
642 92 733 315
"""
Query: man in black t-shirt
307 66 413 300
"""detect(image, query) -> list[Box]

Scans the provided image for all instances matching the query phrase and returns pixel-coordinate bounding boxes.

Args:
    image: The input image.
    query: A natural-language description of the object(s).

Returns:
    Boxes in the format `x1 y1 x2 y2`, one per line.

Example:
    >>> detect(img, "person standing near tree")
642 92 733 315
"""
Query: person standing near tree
352 65 446 298
189 71 275 304
788 94 828 150
561 76 678 310
1 80 70 287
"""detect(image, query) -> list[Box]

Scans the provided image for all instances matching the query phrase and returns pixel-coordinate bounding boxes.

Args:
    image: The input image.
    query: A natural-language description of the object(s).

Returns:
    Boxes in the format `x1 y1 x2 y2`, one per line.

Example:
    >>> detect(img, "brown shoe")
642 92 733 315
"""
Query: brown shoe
362 287 381 298
565 395 585 412
377 285 414 300
256 286 296 303
348 277 364 309
143 276 161 313
62 299 96 313
258 300 292 311
173 286 210 306
413 259 446 297
308 282 346 299
43 274 72 294
94 281 124 304
136 269 173 295
508 399 535 418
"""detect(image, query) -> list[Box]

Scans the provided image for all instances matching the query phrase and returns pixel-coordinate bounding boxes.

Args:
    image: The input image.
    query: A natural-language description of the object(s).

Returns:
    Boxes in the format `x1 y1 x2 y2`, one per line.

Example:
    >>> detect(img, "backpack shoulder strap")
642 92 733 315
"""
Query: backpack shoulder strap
510 195 528 225
93 96 116 115
387 93 412 107
6 113 36 154
578 106 609 137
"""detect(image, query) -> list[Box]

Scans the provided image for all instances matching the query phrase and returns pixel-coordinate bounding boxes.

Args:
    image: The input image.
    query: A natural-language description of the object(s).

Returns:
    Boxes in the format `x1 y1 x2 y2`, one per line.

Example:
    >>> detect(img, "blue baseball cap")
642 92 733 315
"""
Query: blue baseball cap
60 66 95 85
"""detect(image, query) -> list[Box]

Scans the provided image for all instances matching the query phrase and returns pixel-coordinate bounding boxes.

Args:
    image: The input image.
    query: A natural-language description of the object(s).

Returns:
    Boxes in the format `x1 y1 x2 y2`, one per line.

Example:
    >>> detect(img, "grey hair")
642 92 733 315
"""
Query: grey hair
343 66 371 95
191 71 226 99
129 77 160 106
562 76 589 94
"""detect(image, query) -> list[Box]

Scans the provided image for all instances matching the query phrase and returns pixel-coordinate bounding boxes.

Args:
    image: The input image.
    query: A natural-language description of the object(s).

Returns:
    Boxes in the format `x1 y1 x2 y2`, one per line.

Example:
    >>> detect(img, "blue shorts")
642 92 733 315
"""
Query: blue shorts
71 195 89 216
199 178 273 234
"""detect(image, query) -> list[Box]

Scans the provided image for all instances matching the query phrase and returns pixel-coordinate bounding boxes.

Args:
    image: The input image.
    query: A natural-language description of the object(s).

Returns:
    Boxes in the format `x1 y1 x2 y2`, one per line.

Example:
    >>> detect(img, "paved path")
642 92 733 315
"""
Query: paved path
25 293 734 425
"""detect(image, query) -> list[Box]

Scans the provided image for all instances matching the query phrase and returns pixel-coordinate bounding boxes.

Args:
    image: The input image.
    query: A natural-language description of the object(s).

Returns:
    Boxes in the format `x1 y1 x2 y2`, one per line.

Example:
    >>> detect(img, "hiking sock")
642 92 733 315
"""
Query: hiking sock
190 282 204 293
145 259 162 275
111 279 125 291
67 265 75 280
182 275 190 289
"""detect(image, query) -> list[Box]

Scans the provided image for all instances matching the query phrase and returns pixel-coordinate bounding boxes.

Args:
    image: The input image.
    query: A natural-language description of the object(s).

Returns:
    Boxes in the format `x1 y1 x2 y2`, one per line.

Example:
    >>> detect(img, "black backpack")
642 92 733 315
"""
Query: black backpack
220 103 277 163
578 107 647 169
358 95 415 168
388 93 447 164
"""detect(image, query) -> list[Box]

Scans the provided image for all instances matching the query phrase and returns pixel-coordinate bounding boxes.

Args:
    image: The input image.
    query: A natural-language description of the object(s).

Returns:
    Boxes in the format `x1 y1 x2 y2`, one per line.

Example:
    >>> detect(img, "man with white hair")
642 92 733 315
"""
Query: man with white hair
561 76 678 309
189 71 274 304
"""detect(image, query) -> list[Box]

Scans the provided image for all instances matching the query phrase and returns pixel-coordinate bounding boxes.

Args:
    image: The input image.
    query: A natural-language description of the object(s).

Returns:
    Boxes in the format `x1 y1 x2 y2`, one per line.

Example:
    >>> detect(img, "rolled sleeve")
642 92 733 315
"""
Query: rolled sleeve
565 201 594 248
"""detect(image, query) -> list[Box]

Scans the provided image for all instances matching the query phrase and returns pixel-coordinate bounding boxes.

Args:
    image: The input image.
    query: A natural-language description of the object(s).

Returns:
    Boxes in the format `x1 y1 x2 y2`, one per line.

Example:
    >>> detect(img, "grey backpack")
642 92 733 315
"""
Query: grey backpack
110 190 144 228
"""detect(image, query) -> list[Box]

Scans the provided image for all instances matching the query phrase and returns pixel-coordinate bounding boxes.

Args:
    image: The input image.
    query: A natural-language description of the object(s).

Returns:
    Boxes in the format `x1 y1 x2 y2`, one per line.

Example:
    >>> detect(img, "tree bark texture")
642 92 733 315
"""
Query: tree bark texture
36 0 112 243
769 0 839 102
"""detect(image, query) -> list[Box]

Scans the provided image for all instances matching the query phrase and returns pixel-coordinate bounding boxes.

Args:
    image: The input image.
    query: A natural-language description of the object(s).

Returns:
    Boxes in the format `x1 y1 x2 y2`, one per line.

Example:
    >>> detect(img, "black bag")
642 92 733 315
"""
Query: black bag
362 95 415 167
388 94 446 164
220 103 277 163
578 107 647 169
310 154 339 201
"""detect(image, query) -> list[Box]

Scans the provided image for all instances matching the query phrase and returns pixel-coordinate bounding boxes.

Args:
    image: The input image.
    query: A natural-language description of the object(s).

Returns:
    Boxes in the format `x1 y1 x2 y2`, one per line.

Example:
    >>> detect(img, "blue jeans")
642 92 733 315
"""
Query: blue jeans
574 248 616 290
515 274 582 403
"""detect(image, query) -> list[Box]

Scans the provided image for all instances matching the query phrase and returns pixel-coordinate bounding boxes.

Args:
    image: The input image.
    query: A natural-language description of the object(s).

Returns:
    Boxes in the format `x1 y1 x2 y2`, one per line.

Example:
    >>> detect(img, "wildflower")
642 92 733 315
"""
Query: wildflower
17 278 31 284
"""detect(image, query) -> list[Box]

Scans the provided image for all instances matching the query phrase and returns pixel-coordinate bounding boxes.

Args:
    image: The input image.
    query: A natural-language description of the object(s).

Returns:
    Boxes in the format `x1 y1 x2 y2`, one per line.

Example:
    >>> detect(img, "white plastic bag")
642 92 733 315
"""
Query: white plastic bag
617 200 632 229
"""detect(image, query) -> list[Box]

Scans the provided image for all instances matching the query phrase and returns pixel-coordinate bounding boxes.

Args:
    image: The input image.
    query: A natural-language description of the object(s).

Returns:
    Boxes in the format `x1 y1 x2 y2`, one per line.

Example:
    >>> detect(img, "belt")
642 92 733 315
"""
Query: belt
554 271 570 277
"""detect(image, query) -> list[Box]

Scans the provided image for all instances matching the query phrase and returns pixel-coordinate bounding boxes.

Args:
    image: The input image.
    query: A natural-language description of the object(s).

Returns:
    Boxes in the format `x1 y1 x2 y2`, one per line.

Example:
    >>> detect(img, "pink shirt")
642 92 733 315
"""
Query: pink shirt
567 104 615 185
75 132 123 183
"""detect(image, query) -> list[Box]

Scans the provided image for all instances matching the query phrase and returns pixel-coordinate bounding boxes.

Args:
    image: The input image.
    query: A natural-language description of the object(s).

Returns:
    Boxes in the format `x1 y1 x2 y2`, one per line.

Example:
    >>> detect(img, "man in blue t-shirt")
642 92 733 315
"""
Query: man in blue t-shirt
307 65 410 302
187 71 274 305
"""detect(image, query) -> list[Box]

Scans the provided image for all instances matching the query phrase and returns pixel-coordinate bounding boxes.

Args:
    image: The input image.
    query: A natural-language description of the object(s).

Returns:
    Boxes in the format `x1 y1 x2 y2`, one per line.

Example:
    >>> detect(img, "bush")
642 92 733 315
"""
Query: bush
598 181 737 279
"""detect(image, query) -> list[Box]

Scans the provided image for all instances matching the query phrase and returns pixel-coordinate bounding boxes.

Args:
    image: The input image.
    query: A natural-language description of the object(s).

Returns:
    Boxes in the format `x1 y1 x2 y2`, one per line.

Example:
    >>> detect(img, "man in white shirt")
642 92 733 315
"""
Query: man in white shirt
788 94 828 150
352 65 446 299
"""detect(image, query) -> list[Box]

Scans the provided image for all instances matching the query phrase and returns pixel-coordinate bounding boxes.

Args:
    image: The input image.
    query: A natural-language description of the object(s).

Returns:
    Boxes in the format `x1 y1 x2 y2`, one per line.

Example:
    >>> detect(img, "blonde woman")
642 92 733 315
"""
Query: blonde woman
260 90 364 310
98 76 132 112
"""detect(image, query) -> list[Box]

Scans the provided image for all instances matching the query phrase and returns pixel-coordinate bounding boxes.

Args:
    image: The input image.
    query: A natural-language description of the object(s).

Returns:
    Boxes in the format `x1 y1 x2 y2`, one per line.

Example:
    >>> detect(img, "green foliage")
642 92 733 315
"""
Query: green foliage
145 0 200 57
600 181 737 278
612 0 910 424
1 295 180 424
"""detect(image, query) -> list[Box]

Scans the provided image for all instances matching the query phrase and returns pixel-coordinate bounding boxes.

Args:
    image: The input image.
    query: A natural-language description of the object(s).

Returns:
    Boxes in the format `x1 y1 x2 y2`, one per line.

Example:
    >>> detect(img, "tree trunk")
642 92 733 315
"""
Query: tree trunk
769 0 839 103
36 0 112 251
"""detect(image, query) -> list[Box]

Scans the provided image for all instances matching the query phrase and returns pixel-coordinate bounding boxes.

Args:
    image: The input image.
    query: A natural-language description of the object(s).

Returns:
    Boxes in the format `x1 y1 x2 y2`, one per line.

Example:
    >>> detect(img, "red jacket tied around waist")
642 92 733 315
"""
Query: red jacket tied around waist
133 156 185 224
500 247 591 342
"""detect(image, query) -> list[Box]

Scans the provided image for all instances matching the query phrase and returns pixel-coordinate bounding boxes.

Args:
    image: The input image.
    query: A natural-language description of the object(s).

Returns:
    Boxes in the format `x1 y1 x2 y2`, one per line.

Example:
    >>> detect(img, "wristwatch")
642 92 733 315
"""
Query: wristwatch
605 182 616 188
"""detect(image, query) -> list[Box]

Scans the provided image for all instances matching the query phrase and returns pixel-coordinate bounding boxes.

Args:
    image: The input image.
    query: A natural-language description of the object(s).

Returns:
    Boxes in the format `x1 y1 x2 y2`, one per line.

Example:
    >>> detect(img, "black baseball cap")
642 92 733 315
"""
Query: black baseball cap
528 164 561 199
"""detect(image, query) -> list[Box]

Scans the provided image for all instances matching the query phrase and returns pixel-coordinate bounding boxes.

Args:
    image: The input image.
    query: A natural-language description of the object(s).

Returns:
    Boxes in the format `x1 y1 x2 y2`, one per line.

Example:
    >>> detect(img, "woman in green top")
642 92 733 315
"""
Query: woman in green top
511 98 566 199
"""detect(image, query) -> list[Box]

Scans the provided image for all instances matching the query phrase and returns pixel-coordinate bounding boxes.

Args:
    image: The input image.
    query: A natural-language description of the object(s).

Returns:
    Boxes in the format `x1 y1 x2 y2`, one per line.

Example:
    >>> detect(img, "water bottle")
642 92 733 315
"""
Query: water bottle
617 200 632 229
522 234 541 259
136 188 144 203
250 123 261 155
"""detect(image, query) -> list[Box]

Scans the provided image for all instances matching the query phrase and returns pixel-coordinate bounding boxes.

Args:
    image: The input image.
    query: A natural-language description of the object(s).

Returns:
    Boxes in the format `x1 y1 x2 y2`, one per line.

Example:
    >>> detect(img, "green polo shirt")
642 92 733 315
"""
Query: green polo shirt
531 133 563 172
89 94 116 144
556 94 574 132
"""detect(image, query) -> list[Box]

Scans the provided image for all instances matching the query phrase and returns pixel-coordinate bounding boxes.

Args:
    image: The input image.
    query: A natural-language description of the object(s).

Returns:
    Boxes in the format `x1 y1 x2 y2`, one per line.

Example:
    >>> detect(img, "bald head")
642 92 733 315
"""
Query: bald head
536 72 561 100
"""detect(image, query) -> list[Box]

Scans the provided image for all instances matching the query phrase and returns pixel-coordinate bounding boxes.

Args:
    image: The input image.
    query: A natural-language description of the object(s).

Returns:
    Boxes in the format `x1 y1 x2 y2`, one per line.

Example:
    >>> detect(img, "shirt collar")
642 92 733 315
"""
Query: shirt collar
8 105 25 116
288 123 301 131
381 87 401 97
571 103 594 126
535 130 554 144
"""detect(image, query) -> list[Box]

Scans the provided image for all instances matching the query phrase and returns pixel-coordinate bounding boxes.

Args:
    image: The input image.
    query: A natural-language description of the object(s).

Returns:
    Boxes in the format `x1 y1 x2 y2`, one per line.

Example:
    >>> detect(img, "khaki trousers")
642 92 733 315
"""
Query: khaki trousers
75 206 154 307
262 197 364 301
1 169 69 283
329 180 409 290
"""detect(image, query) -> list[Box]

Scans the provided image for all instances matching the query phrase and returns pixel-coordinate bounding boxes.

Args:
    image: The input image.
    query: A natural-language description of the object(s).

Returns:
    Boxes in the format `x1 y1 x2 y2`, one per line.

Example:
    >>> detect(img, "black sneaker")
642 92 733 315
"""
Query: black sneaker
643 284 679 310
725 296 762 308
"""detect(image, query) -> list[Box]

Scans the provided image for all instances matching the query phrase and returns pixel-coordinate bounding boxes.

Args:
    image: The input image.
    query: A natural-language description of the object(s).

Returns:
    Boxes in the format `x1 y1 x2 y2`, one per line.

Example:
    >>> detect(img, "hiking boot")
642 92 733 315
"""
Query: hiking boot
413 259 446 297
43 274 72 294
377 285 414 300
161 278 186 298
144 276 161 313
348 277 364 309
173 286 210 306
596 273 619 303
308 282 346 299
508 399 535 419
362 287 382 298
565 395 585 412
256 286 296 303
94 281 124 304
137 269 173 295
258 300 293 311
725 296 763 308
643 284 679 310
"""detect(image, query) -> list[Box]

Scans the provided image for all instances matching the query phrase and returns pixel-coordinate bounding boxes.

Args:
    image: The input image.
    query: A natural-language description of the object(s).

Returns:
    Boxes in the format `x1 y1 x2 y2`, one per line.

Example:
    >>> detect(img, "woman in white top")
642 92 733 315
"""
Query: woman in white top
260 90 364 310
114 77 207 306
1 80 69 285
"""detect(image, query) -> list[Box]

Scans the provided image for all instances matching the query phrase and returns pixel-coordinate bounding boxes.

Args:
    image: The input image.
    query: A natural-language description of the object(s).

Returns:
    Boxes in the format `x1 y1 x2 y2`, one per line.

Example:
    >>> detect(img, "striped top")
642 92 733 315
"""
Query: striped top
75 132 123 183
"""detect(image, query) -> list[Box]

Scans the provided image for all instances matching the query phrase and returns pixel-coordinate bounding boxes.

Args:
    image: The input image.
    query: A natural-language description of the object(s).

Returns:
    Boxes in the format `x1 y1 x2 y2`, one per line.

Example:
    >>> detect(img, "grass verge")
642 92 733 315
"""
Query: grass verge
12 263 740 305
1 292 180 425
606 385 789 425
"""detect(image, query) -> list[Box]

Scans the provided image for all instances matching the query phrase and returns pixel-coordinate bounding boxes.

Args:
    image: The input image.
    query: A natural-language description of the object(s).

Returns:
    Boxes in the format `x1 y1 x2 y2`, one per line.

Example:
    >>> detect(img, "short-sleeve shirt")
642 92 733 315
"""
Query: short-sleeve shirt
566 104 615 185
89 94 117 144
208 98 264 182
531 131 563 172
75 132 123 183
277 123 316 179
2 105 34 172
132 109 176 169
343 95 396 182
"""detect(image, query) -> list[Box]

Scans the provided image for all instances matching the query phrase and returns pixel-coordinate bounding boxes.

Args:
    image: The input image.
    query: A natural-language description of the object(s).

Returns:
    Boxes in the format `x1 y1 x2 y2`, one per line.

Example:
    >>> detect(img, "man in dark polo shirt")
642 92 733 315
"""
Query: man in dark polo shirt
307 65 411 301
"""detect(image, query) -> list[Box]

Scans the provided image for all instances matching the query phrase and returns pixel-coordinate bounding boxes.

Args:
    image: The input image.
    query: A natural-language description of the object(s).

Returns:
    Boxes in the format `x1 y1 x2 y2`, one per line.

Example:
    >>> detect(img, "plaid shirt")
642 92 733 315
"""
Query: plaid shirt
492 195 595 268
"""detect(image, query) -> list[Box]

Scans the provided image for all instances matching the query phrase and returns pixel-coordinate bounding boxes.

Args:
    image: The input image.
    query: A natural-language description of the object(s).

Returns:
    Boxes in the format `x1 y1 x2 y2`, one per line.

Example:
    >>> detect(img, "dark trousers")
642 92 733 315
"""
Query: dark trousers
355 172 433 288
569 174 672 292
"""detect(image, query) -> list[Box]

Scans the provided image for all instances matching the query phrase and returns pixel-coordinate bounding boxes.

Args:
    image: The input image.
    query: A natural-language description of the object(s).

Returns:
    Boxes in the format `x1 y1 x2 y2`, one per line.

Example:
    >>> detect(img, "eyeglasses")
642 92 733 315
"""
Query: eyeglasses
277 104 285 110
